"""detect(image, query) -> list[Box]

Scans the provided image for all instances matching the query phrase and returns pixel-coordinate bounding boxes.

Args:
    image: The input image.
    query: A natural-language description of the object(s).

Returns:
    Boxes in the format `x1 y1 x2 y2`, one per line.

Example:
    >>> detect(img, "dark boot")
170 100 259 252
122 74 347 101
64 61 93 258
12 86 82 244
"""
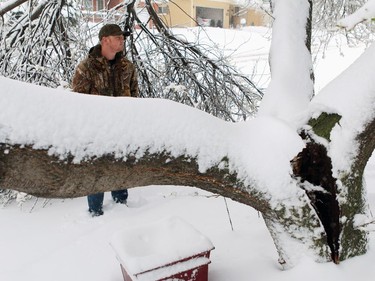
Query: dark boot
88 193 104 216
111 189 128 204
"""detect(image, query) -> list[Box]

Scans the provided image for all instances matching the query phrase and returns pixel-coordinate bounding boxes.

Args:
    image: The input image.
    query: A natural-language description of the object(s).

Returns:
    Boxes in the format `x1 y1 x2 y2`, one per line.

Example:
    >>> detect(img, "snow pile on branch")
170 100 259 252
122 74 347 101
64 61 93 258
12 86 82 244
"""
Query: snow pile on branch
309 42 375 173
0 76 304 203
337 0 375 30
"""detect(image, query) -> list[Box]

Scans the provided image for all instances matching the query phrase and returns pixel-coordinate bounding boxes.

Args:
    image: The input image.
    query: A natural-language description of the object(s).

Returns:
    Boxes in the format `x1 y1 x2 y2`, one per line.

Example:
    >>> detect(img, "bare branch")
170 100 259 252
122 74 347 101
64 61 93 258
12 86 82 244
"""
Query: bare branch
0 0 28 17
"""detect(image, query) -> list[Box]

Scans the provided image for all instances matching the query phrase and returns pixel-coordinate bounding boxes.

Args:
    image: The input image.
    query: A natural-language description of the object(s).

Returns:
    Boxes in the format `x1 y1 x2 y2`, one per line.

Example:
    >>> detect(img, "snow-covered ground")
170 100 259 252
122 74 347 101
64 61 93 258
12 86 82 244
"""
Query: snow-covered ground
0 26 374 281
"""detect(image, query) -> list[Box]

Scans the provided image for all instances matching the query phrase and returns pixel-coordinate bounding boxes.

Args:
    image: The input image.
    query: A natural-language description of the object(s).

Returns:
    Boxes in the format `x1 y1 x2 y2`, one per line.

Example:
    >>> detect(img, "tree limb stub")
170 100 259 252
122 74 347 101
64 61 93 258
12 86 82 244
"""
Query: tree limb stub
0 144 271 214
308 113 342 142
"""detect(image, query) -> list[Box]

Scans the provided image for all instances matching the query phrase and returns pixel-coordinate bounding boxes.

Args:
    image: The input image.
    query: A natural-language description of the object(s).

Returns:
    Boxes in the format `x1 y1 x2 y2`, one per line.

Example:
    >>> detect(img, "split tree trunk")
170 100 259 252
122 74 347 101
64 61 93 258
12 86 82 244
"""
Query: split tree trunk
0 141 328 267
1 110 374 267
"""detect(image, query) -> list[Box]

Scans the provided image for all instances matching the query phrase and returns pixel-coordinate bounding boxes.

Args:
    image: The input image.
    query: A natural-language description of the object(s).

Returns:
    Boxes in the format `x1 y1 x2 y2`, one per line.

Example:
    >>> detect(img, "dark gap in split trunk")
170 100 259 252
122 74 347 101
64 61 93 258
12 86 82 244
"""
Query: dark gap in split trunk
291 142 341 263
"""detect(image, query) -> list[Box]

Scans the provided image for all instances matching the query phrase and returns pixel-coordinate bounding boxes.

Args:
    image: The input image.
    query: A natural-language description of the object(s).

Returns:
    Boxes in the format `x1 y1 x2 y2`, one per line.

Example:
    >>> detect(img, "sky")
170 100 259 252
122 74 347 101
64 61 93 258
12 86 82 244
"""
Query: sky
1 1 375 280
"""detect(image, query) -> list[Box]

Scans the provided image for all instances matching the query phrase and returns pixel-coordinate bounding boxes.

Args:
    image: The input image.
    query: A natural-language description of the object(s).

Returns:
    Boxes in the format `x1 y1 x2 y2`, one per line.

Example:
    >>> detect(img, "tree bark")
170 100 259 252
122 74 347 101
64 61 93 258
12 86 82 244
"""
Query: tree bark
339 117 375 260
0 144 270 214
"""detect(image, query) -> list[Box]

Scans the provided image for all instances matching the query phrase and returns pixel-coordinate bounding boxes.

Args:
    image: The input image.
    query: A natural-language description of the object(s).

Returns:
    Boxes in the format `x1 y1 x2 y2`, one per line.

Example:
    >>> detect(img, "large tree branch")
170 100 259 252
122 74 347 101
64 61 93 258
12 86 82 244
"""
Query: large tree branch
0 144 271 214
0 142 330 268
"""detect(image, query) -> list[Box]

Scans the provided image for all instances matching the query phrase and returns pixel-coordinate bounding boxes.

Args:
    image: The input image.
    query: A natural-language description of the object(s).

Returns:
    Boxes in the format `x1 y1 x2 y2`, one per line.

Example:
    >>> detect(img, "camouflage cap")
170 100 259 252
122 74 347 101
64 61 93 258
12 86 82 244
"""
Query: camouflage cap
98 24 124 40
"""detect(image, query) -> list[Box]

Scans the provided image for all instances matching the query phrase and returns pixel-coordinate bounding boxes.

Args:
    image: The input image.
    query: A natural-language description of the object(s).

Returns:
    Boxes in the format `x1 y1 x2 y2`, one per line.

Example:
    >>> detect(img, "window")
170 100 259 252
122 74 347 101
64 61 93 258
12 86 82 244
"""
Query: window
97 0 104 11
83 0 93 10
158 5 169 14
196 7 223 27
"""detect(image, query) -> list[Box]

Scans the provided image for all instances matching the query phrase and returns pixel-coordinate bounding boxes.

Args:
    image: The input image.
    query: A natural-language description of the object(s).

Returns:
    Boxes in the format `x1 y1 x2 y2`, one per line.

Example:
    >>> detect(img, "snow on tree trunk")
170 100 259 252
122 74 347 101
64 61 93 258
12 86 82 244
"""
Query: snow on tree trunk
254 0 332 267
260 0 374 265
259 0 314 125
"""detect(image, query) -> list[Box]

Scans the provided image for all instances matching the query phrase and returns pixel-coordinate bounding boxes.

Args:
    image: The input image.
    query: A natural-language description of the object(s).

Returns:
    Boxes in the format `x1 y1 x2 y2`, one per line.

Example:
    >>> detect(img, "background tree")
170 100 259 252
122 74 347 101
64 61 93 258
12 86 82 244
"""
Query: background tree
312 0 374 45
0 0 262 121
0 0 84 86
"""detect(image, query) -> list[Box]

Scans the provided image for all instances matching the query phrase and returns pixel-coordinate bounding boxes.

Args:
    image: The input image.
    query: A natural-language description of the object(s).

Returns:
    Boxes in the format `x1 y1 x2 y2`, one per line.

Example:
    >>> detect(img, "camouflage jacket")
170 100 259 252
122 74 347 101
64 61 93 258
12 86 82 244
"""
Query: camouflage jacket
71 44 138 97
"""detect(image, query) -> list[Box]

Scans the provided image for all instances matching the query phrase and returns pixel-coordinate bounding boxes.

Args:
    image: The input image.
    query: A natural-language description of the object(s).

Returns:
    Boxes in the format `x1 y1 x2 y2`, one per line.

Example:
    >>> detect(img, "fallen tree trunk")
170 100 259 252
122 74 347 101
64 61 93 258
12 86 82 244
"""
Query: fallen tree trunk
0 144 270 214
0 141 330 267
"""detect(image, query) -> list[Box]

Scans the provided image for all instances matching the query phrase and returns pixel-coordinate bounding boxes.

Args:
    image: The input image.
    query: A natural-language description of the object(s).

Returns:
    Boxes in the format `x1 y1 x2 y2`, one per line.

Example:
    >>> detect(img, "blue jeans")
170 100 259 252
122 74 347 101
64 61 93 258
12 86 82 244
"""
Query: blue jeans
87 189 128 213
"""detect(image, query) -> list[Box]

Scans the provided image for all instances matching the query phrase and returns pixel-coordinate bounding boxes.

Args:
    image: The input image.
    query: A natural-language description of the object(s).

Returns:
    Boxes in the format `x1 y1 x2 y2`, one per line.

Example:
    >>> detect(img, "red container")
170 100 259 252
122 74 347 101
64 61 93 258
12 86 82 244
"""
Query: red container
110 217 215 281
120 249 213 281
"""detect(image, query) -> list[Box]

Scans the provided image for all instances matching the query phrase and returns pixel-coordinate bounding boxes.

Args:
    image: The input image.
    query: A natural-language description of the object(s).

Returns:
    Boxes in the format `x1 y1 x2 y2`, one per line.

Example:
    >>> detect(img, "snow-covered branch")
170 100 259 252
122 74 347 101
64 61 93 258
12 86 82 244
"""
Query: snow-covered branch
259 0 313 125
0 0 27 17
337 0 375 30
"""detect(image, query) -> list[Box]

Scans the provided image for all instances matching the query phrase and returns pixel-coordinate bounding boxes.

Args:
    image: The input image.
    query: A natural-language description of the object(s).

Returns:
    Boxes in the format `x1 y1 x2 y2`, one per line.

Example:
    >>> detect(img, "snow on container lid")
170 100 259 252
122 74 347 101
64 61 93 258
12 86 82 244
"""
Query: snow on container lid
110 216 214 278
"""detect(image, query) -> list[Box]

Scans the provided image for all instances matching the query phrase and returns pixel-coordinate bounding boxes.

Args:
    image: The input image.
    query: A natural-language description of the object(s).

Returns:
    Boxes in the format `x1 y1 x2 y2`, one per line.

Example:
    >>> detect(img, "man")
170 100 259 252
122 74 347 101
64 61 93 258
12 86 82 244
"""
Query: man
71 24 138 217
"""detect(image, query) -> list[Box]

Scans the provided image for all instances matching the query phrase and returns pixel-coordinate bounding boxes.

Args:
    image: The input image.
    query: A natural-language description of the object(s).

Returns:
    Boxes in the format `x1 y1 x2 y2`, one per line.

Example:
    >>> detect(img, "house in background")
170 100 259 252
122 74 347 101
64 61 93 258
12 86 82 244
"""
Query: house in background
83 0 120 11
83 0 270 28
157 0 269 28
